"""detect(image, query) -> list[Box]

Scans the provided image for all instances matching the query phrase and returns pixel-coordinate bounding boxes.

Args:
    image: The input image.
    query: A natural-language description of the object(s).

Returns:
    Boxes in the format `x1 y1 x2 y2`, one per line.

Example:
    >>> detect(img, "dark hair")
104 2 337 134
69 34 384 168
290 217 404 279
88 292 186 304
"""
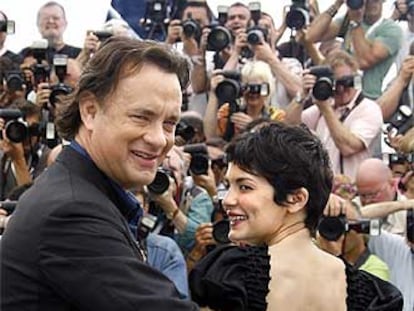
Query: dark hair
225 122 333 234
181 1 214 22
55 37 191 140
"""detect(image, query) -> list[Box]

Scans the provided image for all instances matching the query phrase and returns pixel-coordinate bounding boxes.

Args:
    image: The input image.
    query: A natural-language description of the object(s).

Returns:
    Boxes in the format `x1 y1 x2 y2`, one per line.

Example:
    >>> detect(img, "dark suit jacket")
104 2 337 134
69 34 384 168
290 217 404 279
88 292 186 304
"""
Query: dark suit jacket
1 146 198 311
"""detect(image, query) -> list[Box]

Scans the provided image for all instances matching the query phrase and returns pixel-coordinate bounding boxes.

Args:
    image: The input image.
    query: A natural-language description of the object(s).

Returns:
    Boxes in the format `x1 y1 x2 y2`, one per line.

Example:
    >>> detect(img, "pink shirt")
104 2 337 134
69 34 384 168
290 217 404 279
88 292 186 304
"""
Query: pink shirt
302 92 383 179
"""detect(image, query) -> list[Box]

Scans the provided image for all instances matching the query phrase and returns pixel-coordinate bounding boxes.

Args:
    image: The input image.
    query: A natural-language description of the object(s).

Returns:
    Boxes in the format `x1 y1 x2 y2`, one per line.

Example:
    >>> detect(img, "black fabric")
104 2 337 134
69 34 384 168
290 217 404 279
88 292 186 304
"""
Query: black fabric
189 245 403 311
345 261 403 311
1 146 198 311
189 244 270 311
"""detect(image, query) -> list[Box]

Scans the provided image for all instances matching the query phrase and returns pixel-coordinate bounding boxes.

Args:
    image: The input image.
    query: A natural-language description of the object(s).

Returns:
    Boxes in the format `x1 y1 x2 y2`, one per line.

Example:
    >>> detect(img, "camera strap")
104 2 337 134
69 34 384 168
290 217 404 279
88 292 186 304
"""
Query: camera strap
339 92 365 173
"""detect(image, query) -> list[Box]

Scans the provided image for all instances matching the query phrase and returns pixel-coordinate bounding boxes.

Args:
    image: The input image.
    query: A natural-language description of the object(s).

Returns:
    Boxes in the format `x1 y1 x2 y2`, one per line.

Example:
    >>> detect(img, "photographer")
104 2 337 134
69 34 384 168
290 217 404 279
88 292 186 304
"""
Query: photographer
204 61 285 141
0 10 22 66
306 0 402 100
19 2 80 63
0 102 49 200
149 146 216 257
318 193 390 281
0 58 26 108
285 50 383 179
391 0 414 71
377 51 414 152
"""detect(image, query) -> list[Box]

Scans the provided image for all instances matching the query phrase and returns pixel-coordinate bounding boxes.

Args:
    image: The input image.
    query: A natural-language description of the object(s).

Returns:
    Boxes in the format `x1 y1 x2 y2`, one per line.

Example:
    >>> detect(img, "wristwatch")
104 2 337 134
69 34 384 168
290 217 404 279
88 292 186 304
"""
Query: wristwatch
295 92 306 105
349 20 361 30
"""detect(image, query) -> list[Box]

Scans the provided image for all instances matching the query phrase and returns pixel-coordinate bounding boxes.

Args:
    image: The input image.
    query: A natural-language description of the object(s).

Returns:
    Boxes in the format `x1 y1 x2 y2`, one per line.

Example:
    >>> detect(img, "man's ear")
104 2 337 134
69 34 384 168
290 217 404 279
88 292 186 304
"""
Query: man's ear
79 92 99 131
285 187 309 214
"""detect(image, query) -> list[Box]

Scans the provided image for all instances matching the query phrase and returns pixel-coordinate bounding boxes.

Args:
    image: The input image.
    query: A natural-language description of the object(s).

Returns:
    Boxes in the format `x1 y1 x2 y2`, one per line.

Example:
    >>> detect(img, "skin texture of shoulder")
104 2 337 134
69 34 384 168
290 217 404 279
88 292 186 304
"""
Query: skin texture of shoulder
266 230 347 311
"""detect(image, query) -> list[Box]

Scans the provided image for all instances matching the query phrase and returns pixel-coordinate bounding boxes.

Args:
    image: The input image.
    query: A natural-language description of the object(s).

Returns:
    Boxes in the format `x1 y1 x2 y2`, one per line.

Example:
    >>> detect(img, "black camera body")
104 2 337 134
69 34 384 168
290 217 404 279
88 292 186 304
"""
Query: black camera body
175 120 195 143
246 26 268 45
386 105 413 137
309 65 335 101
49 54 73 107
147 168 172 195
137 212 158 240
0 109 28 143
318 214 381 241
347 0 364 10
212 218 231 244
183 143 209 175
0 201 18 216
407 209 414 243
182 14 202 40
286 0 310 30
4 70 25 92
94 30 113 42
215 70 243 104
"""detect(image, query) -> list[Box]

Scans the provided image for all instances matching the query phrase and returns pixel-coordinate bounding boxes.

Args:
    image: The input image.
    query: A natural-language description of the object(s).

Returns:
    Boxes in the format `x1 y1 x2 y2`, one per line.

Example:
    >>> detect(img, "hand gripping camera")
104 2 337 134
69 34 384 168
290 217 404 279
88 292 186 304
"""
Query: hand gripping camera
318 214 381 241
0 109 28 143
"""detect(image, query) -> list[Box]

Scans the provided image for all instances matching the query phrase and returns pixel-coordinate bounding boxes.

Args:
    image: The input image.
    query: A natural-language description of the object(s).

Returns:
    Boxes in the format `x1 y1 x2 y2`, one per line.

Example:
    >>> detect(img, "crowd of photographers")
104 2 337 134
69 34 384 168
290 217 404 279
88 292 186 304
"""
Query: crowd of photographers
1 0 414 310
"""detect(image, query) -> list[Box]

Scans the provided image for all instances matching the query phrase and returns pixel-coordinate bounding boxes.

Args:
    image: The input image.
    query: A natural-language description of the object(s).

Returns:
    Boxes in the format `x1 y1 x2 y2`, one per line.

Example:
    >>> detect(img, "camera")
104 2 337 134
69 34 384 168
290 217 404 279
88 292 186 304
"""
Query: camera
0 201 18 216
212 218 231 244
183 143 209 175
309 65 335 101
182 13 202 40
94 30 113 42
49 54 73 107
137 212 158 240
0 19 15 34
389 152 412 165
245 2 267 46
4 70 25 92
207 5 232 52
347 0 364 10
286 0 310 30
385 105 413 137
215 70 243 103
175 120 195 143
147 168 172 195
0 109 28 143
318 214 381 241
407 209 414 243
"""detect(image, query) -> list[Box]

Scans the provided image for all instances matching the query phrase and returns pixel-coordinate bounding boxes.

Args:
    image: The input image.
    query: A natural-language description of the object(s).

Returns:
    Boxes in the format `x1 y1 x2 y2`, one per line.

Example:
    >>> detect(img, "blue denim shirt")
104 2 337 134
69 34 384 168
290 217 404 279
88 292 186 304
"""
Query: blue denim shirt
146 233 189 299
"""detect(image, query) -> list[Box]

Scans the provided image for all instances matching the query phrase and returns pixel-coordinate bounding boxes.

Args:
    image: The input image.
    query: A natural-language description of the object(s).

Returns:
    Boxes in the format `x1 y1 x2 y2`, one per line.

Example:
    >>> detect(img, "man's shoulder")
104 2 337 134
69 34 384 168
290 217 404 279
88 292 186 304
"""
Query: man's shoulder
60 44 81 58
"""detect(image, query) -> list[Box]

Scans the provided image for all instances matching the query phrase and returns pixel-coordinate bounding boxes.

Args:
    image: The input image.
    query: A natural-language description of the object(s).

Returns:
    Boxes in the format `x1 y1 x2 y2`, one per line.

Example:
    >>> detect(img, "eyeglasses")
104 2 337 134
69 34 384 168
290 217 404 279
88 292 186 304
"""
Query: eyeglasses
358 183 388 201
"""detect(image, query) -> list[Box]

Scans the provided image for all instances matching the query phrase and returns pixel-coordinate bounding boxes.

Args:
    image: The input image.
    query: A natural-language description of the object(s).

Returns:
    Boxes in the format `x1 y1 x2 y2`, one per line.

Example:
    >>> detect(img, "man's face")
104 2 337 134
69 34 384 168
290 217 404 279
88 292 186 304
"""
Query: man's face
357 178 395 205
333 64 356 107
182 6 209 28
364 0 383 21
84 63 182 189
37 5 67 41
225 5 251 34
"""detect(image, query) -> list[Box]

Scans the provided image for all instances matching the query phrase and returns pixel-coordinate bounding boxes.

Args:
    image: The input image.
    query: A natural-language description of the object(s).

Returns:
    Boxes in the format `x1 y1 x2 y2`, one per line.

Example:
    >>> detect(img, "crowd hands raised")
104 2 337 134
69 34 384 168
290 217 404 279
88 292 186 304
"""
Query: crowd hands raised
1 0 414 310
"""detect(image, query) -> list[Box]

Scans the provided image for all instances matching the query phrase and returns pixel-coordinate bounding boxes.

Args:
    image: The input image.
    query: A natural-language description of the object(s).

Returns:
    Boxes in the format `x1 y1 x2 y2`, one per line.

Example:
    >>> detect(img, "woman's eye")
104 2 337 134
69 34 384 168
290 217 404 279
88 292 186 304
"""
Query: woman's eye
239 185 252 191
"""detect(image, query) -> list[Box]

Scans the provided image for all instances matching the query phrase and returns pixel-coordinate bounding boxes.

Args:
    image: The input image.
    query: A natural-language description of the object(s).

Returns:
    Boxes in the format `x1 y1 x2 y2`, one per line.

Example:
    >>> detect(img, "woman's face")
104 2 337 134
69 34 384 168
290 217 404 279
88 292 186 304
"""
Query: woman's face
223 163 287 245
243 77 268 109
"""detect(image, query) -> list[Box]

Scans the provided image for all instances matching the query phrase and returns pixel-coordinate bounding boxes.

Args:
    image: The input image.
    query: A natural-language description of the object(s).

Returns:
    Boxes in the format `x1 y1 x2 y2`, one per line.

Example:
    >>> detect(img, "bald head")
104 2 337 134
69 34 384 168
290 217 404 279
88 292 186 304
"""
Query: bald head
356 158 395 205
356 158 392 185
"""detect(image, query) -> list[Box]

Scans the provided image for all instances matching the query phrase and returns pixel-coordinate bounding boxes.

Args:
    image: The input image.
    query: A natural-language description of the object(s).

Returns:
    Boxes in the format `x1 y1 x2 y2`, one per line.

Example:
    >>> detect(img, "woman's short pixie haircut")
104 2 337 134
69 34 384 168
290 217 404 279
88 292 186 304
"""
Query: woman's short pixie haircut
225 122 333 235
56 37 191 140
241 60 275 102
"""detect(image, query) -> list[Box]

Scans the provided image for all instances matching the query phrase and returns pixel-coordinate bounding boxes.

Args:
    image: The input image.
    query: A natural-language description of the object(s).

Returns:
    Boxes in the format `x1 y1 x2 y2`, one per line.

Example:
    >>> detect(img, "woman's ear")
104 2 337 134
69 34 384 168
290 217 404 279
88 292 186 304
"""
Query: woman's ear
79 92 99 131
285 187 309 214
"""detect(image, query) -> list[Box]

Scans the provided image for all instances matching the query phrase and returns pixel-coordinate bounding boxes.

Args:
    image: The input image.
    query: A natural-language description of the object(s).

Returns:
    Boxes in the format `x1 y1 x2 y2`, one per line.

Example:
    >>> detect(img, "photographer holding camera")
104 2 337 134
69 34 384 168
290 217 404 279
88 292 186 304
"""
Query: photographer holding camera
204 60 285 141
0 10 21 67
306 0 402 100
285 50 383 179
318 193 390 281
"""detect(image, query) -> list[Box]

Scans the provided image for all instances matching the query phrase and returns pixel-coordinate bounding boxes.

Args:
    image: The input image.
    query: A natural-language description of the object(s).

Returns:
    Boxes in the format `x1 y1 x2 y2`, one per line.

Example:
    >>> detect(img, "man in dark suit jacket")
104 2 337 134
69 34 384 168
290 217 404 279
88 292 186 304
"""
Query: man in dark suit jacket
1 37 198 310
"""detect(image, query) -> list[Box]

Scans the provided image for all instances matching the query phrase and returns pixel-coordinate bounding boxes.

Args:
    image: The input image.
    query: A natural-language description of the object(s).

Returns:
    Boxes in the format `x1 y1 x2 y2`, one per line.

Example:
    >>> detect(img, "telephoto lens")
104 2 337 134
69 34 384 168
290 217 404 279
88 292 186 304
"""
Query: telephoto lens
147 169 171 195
212 219 231 244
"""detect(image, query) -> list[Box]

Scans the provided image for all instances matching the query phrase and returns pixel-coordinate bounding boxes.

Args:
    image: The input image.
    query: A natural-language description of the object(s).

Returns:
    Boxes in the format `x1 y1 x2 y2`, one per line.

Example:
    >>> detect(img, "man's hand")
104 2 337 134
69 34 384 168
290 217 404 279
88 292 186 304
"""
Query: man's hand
35 82 51 108
232 28 248 55
253 40 277 64
398 55 414 86
166 20 182 44
347 6 364 23
195 223 216 248
83 31 100 54
209 71 225 93
192 167 217 198
230 112 253 132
